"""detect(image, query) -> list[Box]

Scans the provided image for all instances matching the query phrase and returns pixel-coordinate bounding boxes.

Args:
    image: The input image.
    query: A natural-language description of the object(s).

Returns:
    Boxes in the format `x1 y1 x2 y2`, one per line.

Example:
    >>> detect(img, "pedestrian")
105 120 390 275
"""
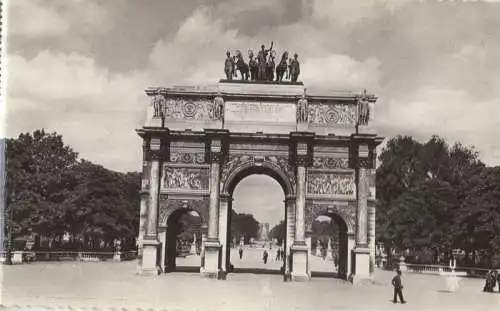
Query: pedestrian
484 270 494 292
263 250 268 264
496 270 500 293
276 248 280 261
239 247 243 259
392 270 406 304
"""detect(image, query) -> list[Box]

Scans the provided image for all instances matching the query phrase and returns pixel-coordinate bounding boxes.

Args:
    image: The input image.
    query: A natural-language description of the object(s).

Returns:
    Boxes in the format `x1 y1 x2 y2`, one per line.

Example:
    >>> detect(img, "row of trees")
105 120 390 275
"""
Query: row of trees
377 135 500 267
270 218 339 247
4 130 141 251
3 129 262 252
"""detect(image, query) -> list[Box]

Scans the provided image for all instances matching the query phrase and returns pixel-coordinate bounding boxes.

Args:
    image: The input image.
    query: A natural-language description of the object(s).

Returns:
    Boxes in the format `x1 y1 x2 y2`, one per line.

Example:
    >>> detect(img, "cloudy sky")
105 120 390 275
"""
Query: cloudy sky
4 0 500 226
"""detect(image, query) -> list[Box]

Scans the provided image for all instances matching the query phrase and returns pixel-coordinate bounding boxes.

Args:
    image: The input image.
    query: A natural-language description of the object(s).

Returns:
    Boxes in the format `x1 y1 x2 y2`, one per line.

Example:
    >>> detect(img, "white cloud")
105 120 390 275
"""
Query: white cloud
8 0 110 38
379 86 500 165
5 0 500 174
6 51 152 171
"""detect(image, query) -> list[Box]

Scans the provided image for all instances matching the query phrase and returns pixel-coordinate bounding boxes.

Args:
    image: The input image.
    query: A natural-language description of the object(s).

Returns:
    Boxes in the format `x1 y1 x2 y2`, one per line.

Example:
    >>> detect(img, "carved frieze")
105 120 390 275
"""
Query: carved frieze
162 97 221 121
309 103 357 126
158 197 209 227
312 157 349 169
221 154 296 189
264 155 296 185
162 167 209 190
169 151 205 164
307 173 355 196
305 203 356 233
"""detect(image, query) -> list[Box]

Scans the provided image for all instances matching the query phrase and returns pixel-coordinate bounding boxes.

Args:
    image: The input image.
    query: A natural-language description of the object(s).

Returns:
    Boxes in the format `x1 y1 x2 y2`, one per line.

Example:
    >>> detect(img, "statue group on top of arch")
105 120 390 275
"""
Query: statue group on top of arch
224 41 301 83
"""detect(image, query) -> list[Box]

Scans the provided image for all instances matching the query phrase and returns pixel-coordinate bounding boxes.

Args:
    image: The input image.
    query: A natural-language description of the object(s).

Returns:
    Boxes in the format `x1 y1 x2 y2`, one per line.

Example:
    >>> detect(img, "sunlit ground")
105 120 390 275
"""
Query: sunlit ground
1 246 499 310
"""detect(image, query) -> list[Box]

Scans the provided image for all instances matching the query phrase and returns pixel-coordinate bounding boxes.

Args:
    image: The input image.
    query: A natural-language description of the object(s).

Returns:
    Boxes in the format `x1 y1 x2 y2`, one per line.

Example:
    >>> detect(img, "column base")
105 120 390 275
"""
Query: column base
291 243 310 281
138 238 161 276
349 247 372 284
200 240 223 279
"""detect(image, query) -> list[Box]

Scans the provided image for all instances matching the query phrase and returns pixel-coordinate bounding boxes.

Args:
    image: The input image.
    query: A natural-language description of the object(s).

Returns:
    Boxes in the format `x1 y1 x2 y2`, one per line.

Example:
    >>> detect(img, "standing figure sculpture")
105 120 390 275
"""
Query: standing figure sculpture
248 50 258 81
289 53 300 83
275 51 289 82
357 90 371 125
213 92 224 120
257 41 273 81
233 50 249 80
224 51 235 80
297 89 308 122
266 50 276 82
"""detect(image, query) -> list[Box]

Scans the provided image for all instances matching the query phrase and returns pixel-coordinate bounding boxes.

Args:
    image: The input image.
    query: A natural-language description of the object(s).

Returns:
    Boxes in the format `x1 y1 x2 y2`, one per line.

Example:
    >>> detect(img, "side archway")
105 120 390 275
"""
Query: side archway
306 203 355 279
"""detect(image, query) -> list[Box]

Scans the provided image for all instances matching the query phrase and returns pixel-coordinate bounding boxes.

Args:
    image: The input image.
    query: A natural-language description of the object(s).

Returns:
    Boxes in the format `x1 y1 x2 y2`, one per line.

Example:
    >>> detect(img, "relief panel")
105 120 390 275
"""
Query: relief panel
309 103 357 126
307 173 355 196
163 97 220 121
312 157 349 169
169 151 205 164
161 166 209 190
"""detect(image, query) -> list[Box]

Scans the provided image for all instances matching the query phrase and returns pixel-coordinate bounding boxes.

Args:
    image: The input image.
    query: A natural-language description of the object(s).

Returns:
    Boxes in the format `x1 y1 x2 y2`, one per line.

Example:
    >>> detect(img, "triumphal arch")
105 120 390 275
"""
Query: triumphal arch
136 71 382 282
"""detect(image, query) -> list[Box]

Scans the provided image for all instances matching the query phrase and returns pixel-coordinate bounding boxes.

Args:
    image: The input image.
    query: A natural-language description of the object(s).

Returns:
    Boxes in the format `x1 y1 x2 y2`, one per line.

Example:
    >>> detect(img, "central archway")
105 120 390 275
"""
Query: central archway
219 161 295 275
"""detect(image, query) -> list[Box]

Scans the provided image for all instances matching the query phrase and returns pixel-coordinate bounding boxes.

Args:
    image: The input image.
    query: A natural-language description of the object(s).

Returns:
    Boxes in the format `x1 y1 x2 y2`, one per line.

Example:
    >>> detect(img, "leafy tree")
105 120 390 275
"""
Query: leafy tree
376 135 488 265
5 130 79 240
230 210 259 243
270 220 285 244
454 166 500 267
5 130 141 252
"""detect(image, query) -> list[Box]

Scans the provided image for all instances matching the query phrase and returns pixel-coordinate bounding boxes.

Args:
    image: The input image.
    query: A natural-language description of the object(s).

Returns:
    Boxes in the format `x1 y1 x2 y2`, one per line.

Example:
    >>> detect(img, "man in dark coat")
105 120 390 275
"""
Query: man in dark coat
238 247 243 259
496 270 500 293
392 270 406 304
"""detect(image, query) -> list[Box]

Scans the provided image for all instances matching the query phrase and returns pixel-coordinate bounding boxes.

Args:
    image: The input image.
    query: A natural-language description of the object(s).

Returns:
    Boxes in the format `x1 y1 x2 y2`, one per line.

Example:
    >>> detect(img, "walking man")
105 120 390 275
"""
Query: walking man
392 270 406 304
263 250 269 264
497 270 500 293
239 247 243 259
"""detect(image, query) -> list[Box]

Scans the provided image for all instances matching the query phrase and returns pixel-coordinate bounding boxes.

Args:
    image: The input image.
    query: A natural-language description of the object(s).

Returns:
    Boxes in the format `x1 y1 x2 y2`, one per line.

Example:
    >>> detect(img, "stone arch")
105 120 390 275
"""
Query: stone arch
159 197 209 228
305 204 355 235
221 157 295 196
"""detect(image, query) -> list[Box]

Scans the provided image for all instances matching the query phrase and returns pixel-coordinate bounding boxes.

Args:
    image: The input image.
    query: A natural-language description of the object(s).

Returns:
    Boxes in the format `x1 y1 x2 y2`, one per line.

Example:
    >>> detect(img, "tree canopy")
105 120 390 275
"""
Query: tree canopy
377 135 500 267
4 130 140 250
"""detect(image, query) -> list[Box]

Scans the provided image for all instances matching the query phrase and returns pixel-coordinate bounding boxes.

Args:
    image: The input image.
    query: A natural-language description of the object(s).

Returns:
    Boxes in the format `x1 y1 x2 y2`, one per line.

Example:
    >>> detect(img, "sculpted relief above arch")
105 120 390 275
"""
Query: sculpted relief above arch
220 153 296 195
305 203 355 234
158 196 209 227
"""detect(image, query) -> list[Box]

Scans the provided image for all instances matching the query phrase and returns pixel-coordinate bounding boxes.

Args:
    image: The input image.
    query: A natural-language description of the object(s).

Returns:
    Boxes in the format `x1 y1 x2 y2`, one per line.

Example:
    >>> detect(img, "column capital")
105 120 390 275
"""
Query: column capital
204 128 230 140
290 131 315 142
284 195 296 203
205 129 229 164
220 193 233 202
290 132 314 167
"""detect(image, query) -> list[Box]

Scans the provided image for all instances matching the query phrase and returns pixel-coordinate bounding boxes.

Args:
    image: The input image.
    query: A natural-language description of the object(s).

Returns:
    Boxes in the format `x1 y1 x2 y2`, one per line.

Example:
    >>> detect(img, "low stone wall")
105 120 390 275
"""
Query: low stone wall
0 251 138 264
398 262 491 278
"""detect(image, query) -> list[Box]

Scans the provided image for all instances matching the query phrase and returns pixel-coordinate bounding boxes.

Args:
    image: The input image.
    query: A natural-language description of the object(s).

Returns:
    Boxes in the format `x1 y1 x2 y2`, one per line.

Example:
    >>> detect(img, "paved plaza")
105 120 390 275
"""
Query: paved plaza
1 247 499 310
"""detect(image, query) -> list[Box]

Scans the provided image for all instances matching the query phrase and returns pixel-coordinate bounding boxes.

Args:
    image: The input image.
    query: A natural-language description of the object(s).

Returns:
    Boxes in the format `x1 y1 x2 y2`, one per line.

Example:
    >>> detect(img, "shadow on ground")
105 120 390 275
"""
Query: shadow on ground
231 267 282 275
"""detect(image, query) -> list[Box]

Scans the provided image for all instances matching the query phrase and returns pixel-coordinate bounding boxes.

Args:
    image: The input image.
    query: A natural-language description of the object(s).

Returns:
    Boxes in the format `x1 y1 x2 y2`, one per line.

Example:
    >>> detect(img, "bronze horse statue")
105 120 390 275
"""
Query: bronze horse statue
233 50 249 80
275 51 289 82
